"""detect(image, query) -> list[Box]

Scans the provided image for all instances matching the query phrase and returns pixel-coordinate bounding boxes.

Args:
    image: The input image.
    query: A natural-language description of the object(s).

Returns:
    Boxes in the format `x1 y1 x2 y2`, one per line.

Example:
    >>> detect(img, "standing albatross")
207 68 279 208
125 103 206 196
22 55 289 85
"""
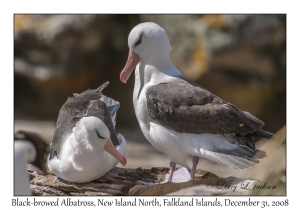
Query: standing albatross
48 81 127 183
120 22 273 182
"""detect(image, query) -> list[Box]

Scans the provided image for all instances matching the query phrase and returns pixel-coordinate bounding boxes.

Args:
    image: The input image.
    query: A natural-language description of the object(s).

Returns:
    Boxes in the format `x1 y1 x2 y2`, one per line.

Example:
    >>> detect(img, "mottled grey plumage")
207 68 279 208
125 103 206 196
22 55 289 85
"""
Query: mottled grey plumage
49 81 120 160
146 78 273 150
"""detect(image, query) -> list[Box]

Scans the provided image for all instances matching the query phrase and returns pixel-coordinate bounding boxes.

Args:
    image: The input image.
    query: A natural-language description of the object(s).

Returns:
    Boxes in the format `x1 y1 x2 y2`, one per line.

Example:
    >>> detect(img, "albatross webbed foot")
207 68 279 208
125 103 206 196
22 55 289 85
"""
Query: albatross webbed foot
54 177 70 184
168 161 176 182
106 169 118 177
190 156 199 179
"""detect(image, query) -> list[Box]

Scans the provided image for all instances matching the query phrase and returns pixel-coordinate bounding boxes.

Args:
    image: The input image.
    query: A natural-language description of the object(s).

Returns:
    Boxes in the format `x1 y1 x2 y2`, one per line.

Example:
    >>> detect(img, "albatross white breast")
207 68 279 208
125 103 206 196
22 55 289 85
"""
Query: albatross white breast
47 81 127 183
120 22 273 182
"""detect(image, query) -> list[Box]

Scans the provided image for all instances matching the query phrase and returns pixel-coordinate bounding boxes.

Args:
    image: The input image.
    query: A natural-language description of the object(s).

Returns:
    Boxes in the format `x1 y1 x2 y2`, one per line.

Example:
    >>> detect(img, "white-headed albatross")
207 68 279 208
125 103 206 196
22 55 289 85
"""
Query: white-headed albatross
120 22 273 182
48 81 127 183
14 131 48 195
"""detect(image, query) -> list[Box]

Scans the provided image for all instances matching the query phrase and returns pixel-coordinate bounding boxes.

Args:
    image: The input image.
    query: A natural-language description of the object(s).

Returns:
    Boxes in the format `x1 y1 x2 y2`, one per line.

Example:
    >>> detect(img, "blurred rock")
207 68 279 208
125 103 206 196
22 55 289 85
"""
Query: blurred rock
14 14 140 127
14 120 55 143
247 126 286 195
14 14 285 135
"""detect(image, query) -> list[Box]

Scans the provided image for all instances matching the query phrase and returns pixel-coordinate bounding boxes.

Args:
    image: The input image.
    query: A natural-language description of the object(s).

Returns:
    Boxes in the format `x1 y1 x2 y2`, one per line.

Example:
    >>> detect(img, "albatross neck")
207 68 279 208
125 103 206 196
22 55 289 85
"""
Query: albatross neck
138 54 182 85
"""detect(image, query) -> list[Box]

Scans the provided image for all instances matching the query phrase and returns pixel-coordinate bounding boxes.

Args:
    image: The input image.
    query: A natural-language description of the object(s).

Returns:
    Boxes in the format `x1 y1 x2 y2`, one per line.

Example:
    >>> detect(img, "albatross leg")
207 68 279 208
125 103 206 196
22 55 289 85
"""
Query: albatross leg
168 161 176 182
190 156 199 179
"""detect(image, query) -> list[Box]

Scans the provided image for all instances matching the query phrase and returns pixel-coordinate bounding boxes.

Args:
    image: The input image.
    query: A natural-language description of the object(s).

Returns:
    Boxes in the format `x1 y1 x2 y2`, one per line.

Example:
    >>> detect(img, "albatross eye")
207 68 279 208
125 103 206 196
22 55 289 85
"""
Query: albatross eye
135 38 142 46
95 130 106 139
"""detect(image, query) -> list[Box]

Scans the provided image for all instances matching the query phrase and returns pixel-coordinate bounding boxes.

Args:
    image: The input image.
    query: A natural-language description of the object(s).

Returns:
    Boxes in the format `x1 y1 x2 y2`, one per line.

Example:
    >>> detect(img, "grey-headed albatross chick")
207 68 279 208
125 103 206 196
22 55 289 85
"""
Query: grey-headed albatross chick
47 81 127 183
120 22 273 182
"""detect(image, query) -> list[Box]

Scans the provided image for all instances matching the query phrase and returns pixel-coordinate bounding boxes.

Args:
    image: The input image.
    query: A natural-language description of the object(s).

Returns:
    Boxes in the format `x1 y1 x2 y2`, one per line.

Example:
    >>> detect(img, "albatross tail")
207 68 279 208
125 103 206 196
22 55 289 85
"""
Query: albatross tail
251 129 274 139
200 147 266 169
186 133 267 169
100 95 120 127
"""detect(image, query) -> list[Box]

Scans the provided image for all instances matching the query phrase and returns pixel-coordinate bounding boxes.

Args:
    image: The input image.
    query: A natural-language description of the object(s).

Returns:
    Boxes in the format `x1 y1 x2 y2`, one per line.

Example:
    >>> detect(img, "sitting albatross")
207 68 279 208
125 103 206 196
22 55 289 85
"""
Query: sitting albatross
120 22 273 182
14 131 48 195
48 81 127 183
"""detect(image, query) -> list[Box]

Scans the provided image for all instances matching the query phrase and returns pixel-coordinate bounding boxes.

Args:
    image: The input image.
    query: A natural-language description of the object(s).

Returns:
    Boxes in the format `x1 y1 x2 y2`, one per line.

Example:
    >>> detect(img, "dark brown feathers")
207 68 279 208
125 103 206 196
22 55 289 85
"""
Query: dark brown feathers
49 81 119 160
146 78 273 149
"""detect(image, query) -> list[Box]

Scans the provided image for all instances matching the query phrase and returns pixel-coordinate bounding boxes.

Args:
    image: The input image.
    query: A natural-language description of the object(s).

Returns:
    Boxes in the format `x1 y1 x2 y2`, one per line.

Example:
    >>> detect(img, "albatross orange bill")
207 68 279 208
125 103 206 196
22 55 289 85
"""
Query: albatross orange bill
120 50 141 83
104 139 127 166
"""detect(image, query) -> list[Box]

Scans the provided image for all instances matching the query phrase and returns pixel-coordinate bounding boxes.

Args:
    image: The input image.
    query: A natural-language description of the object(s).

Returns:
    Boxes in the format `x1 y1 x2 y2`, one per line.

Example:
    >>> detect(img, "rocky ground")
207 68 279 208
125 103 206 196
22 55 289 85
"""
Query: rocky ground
28 164 259 196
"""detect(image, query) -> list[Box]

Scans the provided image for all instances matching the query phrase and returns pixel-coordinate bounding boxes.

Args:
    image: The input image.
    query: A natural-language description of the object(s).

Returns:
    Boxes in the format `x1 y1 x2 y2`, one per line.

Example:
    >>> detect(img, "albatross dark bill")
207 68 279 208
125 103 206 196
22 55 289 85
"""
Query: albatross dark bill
120 50 140 83
39 160 48 175
104 139 127 166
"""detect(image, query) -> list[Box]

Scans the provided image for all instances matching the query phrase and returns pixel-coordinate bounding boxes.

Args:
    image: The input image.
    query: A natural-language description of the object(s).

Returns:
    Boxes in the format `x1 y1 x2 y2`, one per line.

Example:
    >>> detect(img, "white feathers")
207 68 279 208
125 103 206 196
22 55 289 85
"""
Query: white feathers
48 117 126 183
14 140 37 195
199 150 256 169
148 122 258 170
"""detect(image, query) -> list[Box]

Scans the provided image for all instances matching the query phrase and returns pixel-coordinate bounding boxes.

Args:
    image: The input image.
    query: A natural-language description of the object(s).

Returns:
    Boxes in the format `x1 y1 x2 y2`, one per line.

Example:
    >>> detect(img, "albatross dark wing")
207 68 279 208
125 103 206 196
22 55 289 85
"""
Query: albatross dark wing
49 81 119 160
49 97 90 160
146 78 271 148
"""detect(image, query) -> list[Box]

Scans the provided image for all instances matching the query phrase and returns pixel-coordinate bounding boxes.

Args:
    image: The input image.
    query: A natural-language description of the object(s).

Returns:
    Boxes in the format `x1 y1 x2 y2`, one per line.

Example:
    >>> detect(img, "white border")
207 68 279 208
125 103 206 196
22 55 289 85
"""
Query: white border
2 0 298 208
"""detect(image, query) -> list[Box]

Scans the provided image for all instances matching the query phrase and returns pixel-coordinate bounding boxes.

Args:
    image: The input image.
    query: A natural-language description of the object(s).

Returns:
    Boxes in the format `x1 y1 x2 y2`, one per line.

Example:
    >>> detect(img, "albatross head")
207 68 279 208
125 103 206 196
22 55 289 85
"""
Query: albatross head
120 22 172 83
14 140 37 163
79 116 127 166
14 131 48 175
